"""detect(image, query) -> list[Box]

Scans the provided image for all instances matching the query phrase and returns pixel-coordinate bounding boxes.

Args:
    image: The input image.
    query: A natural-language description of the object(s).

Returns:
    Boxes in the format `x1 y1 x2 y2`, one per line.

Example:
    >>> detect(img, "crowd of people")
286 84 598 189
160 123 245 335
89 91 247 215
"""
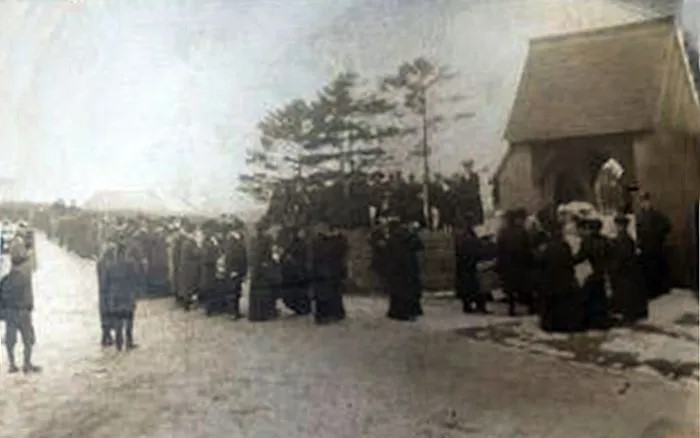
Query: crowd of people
480 191 673 332
0 174 678 369
263 160 483 231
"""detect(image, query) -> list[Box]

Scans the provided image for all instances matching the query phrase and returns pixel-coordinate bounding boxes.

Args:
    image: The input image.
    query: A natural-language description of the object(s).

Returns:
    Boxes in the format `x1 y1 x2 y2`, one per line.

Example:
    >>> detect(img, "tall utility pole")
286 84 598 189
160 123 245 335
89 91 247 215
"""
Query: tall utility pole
419 75 437 228
421 87 430 227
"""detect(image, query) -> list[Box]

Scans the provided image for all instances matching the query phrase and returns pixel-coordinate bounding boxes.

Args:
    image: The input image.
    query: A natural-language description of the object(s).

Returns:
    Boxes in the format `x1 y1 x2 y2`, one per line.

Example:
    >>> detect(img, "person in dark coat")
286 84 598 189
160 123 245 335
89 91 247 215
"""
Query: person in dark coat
177 222 201 310
279 227 312 316
311 223 347 324
248 226 279 322
574 218 611 329
454 215 487 313
383 219 425 321
496 209 534 316
635 192 672 299
97 244 115 346
609 215 648 324
457 160 484 226
1 247 40 372
103 242 140 350
223 229 247 318
539 225 585 332
199 222 223 315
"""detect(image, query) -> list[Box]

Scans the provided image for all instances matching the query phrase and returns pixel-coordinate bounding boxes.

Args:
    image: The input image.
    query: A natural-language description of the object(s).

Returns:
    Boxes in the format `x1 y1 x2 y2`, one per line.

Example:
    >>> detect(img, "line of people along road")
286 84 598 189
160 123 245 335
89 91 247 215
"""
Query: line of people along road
0 186 676 367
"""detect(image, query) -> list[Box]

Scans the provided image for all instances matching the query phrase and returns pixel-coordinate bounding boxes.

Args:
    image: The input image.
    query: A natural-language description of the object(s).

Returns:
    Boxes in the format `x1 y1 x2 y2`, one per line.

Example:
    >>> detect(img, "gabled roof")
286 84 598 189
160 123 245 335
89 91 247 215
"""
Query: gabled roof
505 16 687 143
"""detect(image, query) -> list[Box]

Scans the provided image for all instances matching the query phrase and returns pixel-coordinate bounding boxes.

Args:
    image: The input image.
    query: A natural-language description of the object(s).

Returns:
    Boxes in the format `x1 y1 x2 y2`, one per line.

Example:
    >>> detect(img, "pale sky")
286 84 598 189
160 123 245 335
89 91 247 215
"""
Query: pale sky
0 0 694 213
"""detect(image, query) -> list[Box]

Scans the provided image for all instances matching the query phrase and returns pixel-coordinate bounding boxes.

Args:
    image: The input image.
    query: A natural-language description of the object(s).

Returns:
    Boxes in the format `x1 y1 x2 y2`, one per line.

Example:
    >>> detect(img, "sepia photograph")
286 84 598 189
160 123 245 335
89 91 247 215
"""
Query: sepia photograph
0 0 698 436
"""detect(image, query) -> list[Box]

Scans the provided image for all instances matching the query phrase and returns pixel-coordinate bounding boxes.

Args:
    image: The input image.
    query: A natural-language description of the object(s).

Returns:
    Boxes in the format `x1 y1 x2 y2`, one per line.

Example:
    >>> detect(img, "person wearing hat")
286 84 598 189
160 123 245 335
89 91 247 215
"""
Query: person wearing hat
97 240 118 346
248 224 279 322
382 218 424 321
176 220 200 310
608 214 648 323
223 228 247 318
456 159 484 226
496 208 534 316
635 191 671 299
102 239 140 350
454 214 487 314
574 217 611 329
309 222 348 324
199 220 222 315
278 226 312 317
538 214 584 333
1 228 41 372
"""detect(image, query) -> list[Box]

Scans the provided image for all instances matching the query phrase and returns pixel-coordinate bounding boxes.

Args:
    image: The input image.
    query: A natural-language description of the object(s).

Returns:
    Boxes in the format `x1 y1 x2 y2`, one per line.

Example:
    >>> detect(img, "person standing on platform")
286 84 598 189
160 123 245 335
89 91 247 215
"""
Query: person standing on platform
635 192 672 299
458 160 484 226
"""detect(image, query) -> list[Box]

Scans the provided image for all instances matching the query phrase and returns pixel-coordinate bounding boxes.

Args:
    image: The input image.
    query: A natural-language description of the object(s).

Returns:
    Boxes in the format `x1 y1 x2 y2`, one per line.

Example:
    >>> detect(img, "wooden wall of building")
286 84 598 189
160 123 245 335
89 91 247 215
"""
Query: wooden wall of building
634 131 700 285
494 143 542 213
656 30 700 134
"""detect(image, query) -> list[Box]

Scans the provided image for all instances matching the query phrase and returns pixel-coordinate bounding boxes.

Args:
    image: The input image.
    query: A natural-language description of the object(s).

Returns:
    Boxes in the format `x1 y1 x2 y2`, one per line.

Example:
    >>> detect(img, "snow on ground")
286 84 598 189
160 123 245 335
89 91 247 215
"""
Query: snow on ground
0 235 696 437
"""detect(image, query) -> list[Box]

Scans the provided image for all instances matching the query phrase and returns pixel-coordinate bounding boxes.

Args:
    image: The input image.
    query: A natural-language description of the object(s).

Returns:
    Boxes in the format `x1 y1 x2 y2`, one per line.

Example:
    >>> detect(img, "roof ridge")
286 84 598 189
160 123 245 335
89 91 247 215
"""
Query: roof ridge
530 15 675 45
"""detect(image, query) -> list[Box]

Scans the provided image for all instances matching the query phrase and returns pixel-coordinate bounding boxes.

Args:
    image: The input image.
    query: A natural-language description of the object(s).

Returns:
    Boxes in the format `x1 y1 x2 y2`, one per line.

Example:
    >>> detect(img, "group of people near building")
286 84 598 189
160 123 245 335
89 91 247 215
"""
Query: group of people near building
472 192 672 332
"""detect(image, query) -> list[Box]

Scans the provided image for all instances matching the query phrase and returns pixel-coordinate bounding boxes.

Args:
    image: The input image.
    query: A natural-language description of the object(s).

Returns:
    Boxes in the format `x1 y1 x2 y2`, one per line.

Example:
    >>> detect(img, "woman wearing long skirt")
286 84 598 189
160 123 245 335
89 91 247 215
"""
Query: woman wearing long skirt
609 215 648 324
279 228 311 316
311 224 347 324
385 221 424 321
574 218 611 329
540 228 585 333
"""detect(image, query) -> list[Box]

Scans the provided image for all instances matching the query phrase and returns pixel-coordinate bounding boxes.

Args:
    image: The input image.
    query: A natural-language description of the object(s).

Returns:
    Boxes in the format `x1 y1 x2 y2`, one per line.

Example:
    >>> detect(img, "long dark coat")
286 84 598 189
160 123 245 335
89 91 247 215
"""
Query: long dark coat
177 236 201 300
280 235 311 315
223 234 247 295
636 207 671 298
496 224 534 306
199 237 221 302
311 233 347 322
539 235 585 333
248 234 279 322
575 233 610 329
609 232 648 322
454 227 484 310
103 257 139 315
384 227 424 320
